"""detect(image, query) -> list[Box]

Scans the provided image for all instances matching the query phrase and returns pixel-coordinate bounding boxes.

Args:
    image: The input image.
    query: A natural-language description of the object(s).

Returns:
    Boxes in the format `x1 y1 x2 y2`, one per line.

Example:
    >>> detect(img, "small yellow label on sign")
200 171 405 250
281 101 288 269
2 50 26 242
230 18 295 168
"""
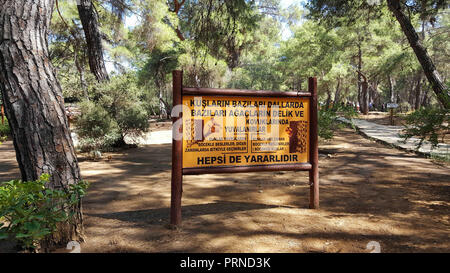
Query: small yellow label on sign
181 96 310 168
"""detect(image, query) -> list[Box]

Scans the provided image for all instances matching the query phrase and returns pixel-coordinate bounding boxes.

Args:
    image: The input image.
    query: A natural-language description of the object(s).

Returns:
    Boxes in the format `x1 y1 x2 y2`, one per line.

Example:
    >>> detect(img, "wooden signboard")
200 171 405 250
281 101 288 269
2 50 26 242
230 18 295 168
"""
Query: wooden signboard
386 103 399 109
387 103 398 125
170 70 319 225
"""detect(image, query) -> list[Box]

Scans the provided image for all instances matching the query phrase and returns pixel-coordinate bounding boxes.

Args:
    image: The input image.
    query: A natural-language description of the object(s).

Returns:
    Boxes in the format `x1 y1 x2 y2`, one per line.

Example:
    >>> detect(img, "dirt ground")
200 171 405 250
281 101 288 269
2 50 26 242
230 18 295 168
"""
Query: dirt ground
356 112 407 126
149 119 172 131
0 126 449 253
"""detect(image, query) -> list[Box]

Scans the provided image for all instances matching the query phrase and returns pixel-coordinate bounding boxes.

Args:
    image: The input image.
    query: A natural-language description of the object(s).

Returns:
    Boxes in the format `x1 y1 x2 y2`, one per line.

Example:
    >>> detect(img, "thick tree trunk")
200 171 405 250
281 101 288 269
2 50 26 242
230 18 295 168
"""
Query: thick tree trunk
0 0 83 248
387 0 449 109
77 0 109 82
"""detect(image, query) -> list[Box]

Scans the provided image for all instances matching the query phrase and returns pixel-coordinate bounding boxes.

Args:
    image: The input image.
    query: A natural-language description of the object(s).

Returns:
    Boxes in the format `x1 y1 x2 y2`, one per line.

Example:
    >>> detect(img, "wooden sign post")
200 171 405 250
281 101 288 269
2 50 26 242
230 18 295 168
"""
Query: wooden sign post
170 70 319 226
387 103 398 126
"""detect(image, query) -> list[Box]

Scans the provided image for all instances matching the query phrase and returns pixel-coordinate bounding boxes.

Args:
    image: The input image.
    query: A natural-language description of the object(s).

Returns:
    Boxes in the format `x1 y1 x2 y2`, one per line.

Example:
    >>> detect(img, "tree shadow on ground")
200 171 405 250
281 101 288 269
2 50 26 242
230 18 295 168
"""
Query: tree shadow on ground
53 131 450 252
86 201 291 225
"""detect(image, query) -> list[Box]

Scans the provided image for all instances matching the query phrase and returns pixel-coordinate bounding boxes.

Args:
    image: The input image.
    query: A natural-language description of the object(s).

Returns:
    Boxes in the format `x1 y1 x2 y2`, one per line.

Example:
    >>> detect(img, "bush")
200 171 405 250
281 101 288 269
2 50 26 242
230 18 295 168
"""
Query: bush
116 104 150 140
0 174 88 250
334 104 358 119
75 100 121 152
401 107 449 148
76 100 119 139
77 133 121 153
0 117 10 137
318 109 339 140
0 117 10 145
317 104 358 140
75 73 150 151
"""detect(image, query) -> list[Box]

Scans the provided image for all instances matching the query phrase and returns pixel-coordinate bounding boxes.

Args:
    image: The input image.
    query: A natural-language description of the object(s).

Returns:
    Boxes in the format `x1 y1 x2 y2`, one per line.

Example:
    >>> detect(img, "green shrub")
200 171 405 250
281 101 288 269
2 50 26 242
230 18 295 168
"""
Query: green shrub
0 117 10 137
116 104 150 139
0 118 10 145
318 109 339 140
317 104 357 140
430 150 450 163
75 100 121 152
98 74 150 139
398 101 411 113
334 104 358 119
77 133 122 153
75 73 151 151
76 100 119 139
0 174 88 250
400 107 449 148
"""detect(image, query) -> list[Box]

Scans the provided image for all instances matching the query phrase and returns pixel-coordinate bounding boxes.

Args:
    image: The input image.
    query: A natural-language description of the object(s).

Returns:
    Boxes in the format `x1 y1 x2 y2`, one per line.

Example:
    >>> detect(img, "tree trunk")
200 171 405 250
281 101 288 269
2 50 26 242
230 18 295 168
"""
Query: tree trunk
387 0 449 109
357 43 363 112
227 44 241 70
356 69 369 115
0 0 83 248
422 86 430 108
407 76 415 106
74 51 89 100
371 81 379 110
334 77 342 107
172 0 186 41
325 85 332 109
159 91 167 119
414 73 422 110
77 0 109 82
388 75 396 103
361 81 369 115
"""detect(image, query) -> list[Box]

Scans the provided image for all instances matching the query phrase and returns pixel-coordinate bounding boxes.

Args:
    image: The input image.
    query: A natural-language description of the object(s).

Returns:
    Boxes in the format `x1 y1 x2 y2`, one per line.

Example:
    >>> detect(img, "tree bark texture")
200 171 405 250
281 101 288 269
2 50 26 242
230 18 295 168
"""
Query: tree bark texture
325 85 331 109
414 73 422 110
77 0 109 82
0 0 83 246
334 77 342 108
356 70 369 114
387 0 449 109
74 50 89 100
357 43 363 112
361 81 369 115
172 0 186 41
388 75 396 103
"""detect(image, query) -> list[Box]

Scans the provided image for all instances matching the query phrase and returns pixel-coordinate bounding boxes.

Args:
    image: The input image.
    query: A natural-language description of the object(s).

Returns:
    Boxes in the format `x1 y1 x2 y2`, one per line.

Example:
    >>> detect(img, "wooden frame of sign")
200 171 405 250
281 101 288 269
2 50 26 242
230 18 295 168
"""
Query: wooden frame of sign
170 70 319 226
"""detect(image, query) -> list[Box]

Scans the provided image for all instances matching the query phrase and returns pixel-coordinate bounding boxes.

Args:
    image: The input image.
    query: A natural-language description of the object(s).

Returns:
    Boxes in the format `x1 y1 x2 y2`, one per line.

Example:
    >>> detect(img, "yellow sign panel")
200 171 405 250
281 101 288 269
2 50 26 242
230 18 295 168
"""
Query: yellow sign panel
182 96 310 168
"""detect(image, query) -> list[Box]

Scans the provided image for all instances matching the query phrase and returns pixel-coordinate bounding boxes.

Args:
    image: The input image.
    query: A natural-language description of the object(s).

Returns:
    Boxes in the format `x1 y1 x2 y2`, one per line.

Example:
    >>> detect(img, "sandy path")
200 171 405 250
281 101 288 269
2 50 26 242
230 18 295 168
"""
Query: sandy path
71 120 173 146
0 128 449 253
